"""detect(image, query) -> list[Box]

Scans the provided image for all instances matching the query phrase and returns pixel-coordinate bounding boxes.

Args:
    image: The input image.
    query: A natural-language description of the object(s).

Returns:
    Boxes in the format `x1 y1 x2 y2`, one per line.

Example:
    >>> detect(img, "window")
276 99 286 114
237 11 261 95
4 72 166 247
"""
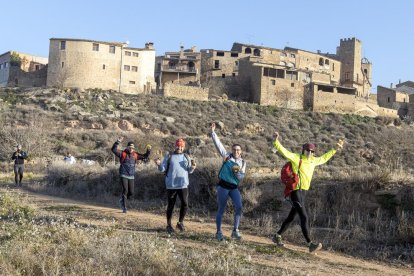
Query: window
60 41 66 50
103 64 106 70
253 49 260 56
235 61 239 66
345 72 350 81
124 65 130 71
364 69 368 75
286 71 298 80
332 63 335 71
0 64 2 70
291 83 294 87
290 53 296 58
93 43 99 51
125 51 131 56
271 80 276 85
61 62 64 68
129 81 135 84
109 45 115 54
325 59 329 65
231 52 238 57
216 51 225 56
35 65 40 70
245 48 251 54
319 58 324 66
387 97 390 103
232 73 236 77
132 66 138 72
133 52 139 57
214 60 220 69
222 74 225 78
263 68 285 79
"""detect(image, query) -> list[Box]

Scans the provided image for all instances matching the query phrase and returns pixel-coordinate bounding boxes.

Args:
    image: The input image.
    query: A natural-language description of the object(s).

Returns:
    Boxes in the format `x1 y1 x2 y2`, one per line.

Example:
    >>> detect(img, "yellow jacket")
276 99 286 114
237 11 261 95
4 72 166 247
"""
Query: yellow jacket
273 140 336 190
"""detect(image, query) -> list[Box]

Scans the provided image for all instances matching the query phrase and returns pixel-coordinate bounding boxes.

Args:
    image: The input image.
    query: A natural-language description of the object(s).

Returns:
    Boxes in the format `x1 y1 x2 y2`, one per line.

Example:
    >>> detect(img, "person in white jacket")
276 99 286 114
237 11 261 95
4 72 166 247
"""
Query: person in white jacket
210 123 246 241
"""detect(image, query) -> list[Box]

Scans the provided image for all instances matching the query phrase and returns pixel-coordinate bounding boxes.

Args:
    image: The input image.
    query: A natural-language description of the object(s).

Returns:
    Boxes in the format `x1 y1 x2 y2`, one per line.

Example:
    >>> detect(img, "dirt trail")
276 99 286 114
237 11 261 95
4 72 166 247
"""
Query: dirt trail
6 186 413 276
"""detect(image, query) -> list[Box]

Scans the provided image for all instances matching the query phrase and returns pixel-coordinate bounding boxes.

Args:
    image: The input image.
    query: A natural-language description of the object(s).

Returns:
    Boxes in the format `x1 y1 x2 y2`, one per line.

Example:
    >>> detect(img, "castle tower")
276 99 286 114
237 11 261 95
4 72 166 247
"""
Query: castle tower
336 38 371 97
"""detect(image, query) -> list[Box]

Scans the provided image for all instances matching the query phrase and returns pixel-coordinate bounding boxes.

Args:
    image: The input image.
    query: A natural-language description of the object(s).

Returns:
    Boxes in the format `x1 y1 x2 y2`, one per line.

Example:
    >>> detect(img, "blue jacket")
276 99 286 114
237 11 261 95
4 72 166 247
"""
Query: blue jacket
158 152 194 189
112 141 150 178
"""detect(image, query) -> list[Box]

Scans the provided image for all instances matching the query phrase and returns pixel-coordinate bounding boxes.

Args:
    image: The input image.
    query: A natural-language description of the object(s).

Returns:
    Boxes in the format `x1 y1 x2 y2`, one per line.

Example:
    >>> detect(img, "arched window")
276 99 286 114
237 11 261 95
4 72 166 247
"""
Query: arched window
253 49 260 56
168 60 177 68
188 61 195 72
364 69 368 75
245 47 252 54
290 53 295 58
325 59 329 65
319 58 324 66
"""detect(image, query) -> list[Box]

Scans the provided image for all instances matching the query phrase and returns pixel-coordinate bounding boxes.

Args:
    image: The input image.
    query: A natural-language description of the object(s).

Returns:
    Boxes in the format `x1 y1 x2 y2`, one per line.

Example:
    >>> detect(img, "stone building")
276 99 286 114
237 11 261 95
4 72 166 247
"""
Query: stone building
47 38 155 93
377 81 414 117
0 51 48 87
155 46 201 89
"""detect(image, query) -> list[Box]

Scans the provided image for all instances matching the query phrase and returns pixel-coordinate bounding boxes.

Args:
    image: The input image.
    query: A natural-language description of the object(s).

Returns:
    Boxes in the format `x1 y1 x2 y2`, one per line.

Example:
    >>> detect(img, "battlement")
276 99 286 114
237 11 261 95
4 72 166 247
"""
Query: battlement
340 37 361 44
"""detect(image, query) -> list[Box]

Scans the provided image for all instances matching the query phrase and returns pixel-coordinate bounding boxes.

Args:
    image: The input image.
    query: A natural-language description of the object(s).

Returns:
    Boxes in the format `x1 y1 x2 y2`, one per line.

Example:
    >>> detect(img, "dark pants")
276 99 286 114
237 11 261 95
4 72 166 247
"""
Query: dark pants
277 190 311 243
166 188 189 226
14 164 24 185
120 177 134 209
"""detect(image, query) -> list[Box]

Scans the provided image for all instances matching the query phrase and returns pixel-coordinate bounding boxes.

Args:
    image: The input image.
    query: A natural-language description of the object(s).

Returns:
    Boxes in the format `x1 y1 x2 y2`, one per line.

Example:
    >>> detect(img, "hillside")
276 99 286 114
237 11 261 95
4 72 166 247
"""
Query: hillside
0 87 413 273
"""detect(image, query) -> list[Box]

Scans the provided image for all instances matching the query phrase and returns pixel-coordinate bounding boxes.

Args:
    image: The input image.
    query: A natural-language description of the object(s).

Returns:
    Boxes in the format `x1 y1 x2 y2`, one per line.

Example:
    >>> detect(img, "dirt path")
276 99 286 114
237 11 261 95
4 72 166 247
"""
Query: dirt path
6 186 413 276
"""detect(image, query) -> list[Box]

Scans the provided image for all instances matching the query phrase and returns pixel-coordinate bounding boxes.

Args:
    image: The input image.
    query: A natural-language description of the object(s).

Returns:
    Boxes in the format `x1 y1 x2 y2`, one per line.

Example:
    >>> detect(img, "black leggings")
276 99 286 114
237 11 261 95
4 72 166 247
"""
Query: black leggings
14 164 24 184
120 177 135 199
166 188 189 226
277 190 311 243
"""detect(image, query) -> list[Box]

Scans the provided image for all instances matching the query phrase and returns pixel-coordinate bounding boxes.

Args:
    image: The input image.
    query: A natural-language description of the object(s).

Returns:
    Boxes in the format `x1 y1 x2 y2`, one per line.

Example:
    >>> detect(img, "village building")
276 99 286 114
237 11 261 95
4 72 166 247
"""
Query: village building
377 81 414 118
155 46 208 101
0 51 48 87
47 38 155 93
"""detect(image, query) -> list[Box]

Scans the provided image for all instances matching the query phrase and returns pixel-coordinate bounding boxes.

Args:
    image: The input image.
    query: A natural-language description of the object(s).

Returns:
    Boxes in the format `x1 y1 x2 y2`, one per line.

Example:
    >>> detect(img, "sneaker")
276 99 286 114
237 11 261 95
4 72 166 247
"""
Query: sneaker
176 222 185 232
309 242 322 253
118 197 126 213
272 234 284 247
122 208 127 213
216 231 224 241
231 229 242 240
166 225 175 234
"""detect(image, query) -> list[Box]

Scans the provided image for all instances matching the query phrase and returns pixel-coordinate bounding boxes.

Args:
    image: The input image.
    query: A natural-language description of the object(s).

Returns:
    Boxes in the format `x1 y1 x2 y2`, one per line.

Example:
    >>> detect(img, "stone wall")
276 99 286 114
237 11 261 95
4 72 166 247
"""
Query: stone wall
163 83 208 101
312 90 356 114
8 66 47 87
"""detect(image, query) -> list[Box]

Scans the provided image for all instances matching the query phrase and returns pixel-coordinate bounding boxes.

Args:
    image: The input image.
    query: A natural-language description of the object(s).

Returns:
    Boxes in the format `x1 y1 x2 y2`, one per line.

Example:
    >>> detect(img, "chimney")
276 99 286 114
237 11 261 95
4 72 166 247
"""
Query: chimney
390 83 393 88
399 79 401 84
145 42 154 50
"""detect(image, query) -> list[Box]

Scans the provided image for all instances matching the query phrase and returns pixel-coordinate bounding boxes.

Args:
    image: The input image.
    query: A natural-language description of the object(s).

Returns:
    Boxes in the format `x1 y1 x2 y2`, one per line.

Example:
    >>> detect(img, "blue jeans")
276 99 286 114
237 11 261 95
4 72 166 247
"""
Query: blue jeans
216 185 242 233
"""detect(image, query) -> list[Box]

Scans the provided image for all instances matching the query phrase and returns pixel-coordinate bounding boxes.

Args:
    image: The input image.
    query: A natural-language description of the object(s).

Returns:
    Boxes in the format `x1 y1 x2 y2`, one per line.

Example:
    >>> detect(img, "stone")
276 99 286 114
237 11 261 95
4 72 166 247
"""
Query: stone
118 119 134 131
164 116 175 123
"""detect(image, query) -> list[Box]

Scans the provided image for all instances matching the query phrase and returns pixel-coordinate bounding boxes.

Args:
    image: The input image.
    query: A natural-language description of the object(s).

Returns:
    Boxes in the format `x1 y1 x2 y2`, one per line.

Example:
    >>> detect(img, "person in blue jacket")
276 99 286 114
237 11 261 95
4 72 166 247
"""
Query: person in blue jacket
112 137 151 213
156 138 196 234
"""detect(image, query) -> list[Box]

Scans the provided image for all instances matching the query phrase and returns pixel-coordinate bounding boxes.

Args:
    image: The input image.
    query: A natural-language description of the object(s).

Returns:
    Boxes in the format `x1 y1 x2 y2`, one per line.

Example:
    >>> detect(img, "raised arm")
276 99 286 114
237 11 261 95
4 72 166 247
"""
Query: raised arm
272 132 299 163
137 144 152 161
210 122 228 158
314 139 343 166
111 137 123 158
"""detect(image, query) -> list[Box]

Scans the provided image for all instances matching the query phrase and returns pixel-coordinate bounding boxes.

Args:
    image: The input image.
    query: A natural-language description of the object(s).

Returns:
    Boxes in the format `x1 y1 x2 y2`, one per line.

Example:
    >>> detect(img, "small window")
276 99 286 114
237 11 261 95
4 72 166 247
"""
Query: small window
124 65 130 71
245 48 252 54
290 53 295 58
61 62 64 68
345 72 350 81
291 83 294 87
319 58 324 66
109 45 115 54
387 97 390 103
325 59 329 65
60 41 66 50
129 81 135 84
271 80 276 85
404 98 406 103
253 49 260 56
35 65 40 70
131 66 138 72
222 74 225 78
235 61 239 66
133 52 139 57
93 43 99 51
125 51 131 56
231 52 238 57
216 51 225 56
103 64 106 70
232 73 236 77
214 60 220 69
0 64 2 70
332 63 335 71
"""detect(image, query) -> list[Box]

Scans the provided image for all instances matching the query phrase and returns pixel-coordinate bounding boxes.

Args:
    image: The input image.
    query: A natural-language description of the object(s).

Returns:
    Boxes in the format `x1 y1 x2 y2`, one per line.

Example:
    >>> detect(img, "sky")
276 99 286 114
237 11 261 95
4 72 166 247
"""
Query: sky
2 0 413 93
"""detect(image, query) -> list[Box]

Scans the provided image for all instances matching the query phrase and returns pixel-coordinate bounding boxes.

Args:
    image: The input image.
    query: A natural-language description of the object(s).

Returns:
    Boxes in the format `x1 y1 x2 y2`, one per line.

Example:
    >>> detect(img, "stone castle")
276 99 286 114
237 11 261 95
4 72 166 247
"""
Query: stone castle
0 37 407 118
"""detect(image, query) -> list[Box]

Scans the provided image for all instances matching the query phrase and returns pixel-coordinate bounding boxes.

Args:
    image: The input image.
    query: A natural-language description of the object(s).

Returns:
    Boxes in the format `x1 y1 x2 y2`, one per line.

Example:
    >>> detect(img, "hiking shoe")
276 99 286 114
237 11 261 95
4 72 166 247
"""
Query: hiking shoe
122 208 127 213
176 222 185 232
166 225 175 234
231 229 242 240
216 231 224 241
309 242 322 253
272 234 284 247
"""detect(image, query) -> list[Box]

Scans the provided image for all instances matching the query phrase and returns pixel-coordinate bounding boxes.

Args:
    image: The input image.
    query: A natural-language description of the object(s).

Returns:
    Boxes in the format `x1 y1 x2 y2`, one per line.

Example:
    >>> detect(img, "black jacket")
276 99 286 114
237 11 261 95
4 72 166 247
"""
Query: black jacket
12 151 28 165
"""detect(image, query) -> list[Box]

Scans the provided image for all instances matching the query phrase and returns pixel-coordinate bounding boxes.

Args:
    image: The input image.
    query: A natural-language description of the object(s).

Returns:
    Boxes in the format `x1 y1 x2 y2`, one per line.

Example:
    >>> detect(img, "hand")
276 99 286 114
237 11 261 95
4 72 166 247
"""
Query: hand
211 122 216 132
273 131 280 141
190 159 196 169
146 144 152 150
155 158 161 166
336 139 344 150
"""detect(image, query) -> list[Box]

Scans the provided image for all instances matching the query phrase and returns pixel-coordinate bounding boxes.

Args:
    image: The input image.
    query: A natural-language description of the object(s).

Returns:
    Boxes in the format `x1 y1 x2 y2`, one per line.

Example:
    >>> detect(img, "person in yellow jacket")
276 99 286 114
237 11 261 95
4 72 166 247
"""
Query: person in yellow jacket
272 131 344 253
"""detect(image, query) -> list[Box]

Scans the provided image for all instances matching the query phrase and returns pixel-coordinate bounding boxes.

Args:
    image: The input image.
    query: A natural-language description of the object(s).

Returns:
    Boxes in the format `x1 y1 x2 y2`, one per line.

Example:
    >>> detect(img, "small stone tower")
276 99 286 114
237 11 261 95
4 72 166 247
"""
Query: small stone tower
336 37 371 97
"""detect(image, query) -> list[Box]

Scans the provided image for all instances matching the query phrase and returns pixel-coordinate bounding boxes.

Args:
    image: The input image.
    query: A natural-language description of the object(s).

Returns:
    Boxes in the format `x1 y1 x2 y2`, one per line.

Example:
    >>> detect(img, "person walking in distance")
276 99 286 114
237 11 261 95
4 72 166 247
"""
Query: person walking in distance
272 131 344 252
210 122 246 241
156 138 196 234
112 137 151 213
11 144 28 186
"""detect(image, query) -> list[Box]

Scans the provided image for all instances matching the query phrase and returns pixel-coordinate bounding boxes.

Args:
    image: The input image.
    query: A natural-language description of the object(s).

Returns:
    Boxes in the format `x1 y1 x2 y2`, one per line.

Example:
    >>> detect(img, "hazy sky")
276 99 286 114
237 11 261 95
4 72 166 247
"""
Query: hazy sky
2 0 413 92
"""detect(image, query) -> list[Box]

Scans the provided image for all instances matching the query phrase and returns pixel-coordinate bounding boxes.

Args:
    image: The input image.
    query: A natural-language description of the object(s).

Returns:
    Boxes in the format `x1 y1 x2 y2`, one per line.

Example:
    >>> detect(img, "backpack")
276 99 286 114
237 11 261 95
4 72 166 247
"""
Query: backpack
218 155 245 186
165 153 190 176
280 159 302 198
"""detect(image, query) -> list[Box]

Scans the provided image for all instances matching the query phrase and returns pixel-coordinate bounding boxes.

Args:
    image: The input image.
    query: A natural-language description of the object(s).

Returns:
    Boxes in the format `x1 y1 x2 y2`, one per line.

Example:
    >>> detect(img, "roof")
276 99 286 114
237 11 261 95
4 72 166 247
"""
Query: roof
396 81 414 88
232 42 281 52
50 38 154 51
284 47 340 61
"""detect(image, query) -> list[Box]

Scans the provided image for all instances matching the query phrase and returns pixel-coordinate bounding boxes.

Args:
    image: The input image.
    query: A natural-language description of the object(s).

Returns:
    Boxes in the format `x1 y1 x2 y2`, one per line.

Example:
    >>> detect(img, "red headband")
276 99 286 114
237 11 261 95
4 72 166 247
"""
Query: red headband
175 138 185 147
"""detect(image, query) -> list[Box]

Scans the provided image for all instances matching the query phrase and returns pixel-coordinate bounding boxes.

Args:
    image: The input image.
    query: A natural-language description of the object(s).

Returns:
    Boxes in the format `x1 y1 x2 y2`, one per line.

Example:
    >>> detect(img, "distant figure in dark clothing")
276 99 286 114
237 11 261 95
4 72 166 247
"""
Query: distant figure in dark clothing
11 144 28 186
112 137 151 213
